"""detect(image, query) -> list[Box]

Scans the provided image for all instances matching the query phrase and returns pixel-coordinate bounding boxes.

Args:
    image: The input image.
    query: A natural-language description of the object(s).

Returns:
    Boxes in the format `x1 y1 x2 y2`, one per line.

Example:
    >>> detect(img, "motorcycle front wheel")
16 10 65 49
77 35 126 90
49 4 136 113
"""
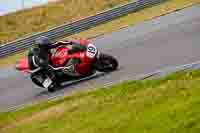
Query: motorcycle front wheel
95 53 118 72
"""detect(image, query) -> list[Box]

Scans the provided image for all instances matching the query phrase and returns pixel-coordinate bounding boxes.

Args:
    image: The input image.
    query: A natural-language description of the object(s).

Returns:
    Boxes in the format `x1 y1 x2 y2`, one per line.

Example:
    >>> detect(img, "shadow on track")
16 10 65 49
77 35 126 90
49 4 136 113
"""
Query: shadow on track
34 72 107 97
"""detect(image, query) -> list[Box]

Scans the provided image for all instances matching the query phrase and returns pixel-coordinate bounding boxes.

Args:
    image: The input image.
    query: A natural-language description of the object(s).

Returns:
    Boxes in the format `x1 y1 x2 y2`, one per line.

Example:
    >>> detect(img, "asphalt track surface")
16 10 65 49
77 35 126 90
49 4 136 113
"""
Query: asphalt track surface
0 5 200 112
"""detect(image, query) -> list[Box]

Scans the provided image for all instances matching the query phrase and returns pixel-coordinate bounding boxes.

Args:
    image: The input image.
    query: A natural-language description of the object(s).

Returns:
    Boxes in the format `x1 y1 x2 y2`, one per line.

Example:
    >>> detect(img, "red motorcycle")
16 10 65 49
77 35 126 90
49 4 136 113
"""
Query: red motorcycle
16 39 118 92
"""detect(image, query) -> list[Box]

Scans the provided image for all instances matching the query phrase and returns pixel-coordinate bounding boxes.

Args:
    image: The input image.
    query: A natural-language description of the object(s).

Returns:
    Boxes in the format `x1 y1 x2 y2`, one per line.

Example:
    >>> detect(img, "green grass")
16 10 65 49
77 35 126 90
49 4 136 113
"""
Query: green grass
1 70 200 133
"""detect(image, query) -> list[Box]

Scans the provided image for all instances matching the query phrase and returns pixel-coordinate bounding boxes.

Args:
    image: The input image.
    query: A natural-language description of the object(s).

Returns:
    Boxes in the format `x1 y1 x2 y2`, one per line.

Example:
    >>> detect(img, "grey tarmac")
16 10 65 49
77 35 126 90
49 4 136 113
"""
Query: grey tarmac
0 5 200 112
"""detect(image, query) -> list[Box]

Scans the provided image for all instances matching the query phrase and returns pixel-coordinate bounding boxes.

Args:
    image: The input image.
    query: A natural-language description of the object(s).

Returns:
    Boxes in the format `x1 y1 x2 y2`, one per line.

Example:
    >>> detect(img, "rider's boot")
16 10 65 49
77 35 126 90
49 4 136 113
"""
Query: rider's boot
46 66 61 88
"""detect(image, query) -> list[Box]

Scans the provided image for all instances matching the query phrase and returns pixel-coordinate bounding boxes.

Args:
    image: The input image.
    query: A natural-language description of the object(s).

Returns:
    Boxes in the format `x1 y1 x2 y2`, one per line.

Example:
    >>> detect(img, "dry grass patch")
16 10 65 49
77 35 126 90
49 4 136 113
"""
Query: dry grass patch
1 103 66 131
0 0 129 44
69 0 200 39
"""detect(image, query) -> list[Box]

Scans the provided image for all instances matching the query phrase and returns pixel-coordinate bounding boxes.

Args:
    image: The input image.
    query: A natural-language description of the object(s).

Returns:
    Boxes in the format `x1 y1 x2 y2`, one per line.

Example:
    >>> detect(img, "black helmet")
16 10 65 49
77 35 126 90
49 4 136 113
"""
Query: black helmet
35 36 52 48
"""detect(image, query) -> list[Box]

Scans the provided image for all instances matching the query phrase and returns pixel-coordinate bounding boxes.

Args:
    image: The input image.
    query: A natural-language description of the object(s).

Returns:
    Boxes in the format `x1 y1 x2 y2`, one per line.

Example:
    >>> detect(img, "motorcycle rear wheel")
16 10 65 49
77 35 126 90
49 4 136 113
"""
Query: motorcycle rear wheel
47 84 57 92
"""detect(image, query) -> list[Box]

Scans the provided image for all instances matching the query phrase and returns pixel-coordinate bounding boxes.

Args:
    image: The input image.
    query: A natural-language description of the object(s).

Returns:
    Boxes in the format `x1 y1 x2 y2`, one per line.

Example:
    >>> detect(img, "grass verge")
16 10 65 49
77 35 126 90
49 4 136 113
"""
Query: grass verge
1 70 200 132
0 0 199 68
69 0 200 39
0 0 129 44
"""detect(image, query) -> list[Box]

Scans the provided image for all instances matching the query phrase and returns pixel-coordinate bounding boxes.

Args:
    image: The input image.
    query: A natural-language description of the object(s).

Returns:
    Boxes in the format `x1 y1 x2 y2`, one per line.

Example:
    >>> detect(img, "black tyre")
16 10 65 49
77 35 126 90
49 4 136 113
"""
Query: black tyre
95 53 118 72
47 80 61 92
48 84 57 92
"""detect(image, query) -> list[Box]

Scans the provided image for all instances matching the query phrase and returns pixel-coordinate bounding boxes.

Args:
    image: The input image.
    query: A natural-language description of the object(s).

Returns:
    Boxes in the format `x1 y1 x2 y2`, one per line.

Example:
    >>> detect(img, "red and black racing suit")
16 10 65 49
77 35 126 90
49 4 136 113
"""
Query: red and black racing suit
28 40 87 86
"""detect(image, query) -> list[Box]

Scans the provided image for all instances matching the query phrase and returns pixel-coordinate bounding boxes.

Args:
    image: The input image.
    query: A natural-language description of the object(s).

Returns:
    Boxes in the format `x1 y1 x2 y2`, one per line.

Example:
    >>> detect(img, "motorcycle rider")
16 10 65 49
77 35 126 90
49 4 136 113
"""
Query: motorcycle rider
28 36 87 88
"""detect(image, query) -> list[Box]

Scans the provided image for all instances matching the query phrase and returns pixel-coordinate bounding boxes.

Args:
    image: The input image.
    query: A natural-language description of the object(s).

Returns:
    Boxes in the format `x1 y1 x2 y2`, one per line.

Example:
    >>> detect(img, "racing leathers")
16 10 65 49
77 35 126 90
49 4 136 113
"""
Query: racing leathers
52 40 87 77
28 40 87 87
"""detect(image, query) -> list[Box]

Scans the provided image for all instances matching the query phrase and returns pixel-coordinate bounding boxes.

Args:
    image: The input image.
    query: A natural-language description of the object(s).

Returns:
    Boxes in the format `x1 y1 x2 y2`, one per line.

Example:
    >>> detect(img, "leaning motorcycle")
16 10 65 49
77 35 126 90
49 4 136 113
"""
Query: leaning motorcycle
16 39 118 92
